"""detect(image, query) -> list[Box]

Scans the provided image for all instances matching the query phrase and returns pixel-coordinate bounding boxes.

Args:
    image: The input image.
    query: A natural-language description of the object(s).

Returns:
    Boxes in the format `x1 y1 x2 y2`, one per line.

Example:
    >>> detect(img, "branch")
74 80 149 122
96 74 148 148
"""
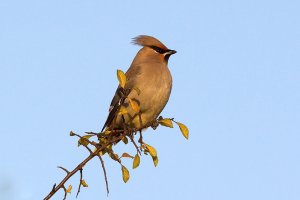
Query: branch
44 152 95 200
44 132 127 200
44 115 184 199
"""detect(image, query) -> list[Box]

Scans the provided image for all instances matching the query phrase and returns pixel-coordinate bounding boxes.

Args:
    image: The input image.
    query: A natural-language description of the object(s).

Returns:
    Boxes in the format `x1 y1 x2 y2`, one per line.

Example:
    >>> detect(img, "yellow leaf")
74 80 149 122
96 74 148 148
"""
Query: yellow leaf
121 136 128 144
78 135 93 147
152 156 158 167
81 179 88 187
102 130 111 135
132 154 140 169
121 152 134 158
99 150 106 156
117 69 127 88
176 122 189 139
109 153 119 161
118 106 128 115
66 185 72 193
121 165 130 183
82 135 93 139
128 98 140 113
159 118 173 128
100 138 108 144
145 144 157 158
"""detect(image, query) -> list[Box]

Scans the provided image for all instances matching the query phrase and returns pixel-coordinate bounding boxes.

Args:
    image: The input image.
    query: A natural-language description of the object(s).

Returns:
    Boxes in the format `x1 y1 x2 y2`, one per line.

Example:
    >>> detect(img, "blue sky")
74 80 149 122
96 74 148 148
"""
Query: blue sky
0 0 299 200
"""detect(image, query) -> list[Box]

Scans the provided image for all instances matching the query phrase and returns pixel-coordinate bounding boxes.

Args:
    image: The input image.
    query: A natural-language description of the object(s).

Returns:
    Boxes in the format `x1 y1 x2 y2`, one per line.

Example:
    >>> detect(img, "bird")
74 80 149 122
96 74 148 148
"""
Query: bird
101 35 176 133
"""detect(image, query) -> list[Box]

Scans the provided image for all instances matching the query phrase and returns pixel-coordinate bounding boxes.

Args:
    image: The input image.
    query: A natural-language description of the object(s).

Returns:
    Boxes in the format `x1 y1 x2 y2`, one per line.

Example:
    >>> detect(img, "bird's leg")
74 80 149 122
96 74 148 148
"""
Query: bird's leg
138 130 144 146
137 113 145 145
150 119 159 130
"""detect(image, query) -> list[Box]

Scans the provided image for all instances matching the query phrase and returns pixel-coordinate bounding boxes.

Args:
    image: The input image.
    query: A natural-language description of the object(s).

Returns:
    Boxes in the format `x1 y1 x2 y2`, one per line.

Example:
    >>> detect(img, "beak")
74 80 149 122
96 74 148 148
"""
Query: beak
167 49 177 55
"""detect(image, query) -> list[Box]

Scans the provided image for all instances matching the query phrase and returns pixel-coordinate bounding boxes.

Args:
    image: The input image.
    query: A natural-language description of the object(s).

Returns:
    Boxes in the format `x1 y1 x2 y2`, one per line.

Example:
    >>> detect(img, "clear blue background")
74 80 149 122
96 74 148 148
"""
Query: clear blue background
1 0 299 200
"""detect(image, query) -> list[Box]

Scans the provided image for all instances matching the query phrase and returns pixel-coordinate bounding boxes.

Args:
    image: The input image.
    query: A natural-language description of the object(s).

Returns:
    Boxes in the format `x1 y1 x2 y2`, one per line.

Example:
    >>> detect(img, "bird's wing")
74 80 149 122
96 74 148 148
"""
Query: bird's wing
101 66 142 132
100 87 122 132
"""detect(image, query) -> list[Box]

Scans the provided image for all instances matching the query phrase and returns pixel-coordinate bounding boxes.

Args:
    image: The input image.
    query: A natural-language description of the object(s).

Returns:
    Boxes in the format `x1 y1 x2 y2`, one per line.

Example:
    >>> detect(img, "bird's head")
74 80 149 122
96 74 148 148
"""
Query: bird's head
132 35 176 63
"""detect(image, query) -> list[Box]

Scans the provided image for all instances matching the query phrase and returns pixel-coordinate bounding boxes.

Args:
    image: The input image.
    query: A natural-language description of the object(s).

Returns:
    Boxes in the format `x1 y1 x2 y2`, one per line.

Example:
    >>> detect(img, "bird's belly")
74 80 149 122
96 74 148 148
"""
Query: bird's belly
116 76 171 130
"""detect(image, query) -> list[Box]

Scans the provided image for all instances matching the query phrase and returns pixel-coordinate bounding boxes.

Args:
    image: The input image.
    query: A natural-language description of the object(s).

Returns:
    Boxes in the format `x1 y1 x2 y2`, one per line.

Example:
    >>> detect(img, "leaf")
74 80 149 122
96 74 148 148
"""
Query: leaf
69 131 75 136
132 154 140 169
78 135 93 147
82 135 93 139
121 152 134 158
159 118 173 128
99 150 106 156
128 98 140 113
145 144 157 158
121 165 130 183
109 153 120 162
118 106 128 115
66 185 72 193
117 69 127 88
152 156 158 167
121 136 128 144
176 122 189 139
145 144 158 167
81 179 88 187
99 138 107 145
102 130 111 135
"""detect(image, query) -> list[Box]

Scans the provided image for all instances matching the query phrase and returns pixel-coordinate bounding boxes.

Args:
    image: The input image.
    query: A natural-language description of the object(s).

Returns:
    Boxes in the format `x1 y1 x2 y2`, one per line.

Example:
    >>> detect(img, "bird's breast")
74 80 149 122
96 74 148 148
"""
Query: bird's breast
115 62 172 130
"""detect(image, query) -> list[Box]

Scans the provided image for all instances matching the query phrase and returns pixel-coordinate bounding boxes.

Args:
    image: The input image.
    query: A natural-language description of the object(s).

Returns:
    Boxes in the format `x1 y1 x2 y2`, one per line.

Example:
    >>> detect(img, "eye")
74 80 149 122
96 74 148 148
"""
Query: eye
155 48 164 54
150 46 166 54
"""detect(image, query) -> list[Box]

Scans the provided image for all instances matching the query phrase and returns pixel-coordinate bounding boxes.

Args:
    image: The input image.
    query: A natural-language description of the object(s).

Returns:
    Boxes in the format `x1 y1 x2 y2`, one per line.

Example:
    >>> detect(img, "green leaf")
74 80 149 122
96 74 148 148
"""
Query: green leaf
176 122 189 139
158 118 173 128
117 69 127 88
121 165 130 183
132 154 140 169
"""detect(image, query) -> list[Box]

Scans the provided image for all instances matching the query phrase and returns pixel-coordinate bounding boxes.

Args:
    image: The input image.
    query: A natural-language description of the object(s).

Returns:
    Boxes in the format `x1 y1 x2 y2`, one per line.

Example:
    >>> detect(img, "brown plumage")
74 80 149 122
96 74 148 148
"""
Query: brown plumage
102 35 176 132
132 35 168 50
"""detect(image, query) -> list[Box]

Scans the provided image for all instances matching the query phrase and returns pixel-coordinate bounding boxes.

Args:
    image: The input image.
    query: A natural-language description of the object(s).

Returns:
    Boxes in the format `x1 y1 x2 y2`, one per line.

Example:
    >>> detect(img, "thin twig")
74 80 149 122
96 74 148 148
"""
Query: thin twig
97 154 109 195
82 144 93 154
129 134 141 155
62 185 67 200
76 168 83 198
85 131 99 135
58 166 70 174
51 184 56 193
